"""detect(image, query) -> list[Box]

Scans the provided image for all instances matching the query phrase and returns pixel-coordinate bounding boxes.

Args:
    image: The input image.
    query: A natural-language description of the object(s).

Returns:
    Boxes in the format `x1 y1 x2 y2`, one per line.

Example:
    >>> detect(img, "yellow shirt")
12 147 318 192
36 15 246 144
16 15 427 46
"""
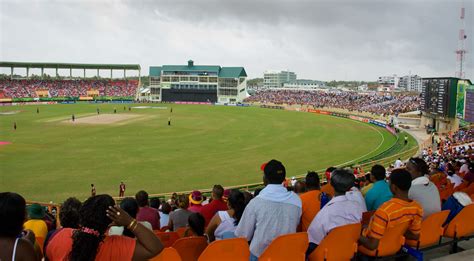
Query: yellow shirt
24 219 48 239
361 183 374 196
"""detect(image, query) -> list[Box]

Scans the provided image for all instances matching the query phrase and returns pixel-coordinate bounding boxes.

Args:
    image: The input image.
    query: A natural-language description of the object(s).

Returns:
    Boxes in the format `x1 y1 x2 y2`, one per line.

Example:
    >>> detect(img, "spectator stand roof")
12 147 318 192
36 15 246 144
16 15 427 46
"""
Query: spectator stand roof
149 60 246 79
0 61 141 70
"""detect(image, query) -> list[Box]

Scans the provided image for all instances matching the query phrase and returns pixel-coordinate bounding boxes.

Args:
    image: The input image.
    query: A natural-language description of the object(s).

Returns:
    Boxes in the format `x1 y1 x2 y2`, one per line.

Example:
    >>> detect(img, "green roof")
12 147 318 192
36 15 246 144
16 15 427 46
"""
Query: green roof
149 66 162 76
219 67 247 78
149 63 247 78
0 61 140 70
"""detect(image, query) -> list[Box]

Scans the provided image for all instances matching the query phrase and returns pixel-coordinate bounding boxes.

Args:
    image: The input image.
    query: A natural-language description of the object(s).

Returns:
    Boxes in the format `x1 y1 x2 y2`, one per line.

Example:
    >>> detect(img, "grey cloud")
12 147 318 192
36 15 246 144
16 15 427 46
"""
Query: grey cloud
0 0 472 80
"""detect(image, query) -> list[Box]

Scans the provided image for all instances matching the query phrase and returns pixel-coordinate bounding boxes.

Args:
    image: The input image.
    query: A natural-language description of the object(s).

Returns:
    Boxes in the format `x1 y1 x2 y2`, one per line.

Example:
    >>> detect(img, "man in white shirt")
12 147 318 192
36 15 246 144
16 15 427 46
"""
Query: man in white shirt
394 158 403 169
306 169 363 256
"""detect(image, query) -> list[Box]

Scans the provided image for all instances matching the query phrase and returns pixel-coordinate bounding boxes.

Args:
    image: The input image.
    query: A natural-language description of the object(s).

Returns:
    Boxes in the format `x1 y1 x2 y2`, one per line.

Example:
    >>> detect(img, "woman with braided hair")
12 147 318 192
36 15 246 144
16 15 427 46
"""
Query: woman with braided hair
46 195 163 261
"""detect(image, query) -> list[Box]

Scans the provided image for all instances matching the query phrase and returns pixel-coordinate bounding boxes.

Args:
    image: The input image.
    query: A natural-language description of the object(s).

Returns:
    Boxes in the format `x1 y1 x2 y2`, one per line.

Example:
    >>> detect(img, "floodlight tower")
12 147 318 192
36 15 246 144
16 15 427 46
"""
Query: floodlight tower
455 1 468 78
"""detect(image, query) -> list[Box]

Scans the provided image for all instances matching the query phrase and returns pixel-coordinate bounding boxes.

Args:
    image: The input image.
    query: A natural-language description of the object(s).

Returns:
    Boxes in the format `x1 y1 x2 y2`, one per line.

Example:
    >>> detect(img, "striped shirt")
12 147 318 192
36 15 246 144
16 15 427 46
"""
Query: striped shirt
366 198 423 240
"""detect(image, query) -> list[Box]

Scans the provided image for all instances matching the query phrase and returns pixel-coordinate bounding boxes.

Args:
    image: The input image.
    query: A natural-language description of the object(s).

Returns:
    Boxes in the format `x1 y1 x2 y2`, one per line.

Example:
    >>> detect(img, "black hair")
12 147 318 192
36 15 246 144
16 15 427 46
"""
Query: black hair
409 157 430 175
59 197 82 228
242 191 254 205
253 188 263 197
228 190 247 226
294 181 306 193
264 159 286 184
135 190 149 207
161 202 172 215
326 167 337 173
371 165 386 181
69 195 115 261
150 198 160 209
330 169 355 194
120 198 139 238
213 185 224 199
0 192 26 237
177 194 189 209
389 169 412 191
305 171 320 189
188 212 205 236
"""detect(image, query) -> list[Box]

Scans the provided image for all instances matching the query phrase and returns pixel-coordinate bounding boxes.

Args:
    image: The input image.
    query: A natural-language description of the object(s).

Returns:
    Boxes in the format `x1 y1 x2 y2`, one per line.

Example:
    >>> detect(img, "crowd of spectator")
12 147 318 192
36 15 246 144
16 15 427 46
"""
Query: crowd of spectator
0 79 138 98
244 90 420 116
2 139 473 260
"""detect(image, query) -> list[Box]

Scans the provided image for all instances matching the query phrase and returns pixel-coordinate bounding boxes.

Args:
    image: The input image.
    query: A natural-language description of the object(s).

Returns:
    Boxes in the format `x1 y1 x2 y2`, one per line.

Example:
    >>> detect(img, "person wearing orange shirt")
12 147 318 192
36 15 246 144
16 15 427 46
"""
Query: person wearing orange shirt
359 169 423 251
299 172 322 232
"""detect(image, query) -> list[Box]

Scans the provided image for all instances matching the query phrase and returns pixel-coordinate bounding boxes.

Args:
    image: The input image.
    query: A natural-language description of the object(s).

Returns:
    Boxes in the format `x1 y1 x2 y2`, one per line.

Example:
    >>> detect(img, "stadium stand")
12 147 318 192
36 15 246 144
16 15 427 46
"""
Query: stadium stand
244 89 420 116
0 78 138 98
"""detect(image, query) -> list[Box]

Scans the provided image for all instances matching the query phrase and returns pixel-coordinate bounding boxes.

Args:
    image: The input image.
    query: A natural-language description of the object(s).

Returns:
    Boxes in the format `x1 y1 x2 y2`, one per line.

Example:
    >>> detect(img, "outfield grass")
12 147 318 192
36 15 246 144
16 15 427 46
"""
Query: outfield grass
0 103 396 202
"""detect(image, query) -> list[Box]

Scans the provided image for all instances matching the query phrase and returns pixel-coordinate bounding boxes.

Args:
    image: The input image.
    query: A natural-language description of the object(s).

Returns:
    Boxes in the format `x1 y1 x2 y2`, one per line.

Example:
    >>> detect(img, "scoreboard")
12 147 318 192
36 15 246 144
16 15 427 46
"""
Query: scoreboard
465 89 474 123
421 78 457 118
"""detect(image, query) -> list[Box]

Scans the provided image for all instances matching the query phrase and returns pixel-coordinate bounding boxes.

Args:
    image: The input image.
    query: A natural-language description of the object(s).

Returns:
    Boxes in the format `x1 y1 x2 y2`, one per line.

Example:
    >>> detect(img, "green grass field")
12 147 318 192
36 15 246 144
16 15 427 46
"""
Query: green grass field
0 103 398 202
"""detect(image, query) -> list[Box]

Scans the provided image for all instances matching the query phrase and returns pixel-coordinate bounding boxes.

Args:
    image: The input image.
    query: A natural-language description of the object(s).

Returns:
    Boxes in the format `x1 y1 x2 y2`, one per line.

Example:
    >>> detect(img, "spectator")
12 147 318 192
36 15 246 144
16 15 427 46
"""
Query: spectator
365 165 393 211
206 189 247 241
109 198 152 237
321 167 336 197
235 160 302 261
44 197 82 253
200 185 228 226
24 203 48 240
442 192 473 225
299 171 322 232
168 194 193 231
135 190 160 230
306 169 363 256
294 181 307 194
0 192 38 261
188 191 204 213
45 194 163 260
159 202 172 229
406 158 441 218
359 169 423 250
360 173 373 196
346 186 368 212
394 158 403 168
184 213 206 237
447 169 463 188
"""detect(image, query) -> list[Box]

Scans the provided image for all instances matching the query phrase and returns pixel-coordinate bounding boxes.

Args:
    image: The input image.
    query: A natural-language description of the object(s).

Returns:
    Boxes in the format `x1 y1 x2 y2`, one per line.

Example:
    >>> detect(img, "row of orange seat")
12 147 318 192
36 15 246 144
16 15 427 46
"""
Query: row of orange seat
150 204 474 261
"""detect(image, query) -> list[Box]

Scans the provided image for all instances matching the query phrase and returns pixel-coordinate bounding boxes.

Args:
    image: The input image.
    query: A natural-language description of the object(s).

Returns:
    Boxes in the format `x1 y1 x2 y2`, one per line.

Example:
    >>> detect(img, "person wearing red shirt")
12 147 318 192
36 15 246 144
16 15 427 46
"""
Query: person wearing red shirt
200 185 228 226
135 190 160 230
119 182 126 197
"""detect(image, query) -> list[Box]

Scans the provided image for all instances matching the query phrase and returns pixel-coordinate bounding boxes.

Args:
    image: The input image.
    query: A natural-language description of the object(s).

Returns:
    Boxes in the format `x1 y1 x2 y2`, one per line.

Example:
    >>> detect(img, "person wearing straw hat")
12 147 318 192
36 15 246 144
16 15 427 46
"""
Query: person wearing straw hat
188 191 204 213
24 203 48 240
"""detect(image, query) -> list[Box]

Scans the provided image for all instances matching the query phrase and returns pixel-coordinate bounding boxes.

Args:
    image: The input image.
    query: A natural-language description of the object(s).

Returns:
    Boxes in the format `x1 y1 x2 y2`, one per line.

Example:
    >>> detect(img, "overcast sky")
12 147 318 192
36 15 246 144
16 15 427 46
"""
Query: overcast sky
0 0 473 81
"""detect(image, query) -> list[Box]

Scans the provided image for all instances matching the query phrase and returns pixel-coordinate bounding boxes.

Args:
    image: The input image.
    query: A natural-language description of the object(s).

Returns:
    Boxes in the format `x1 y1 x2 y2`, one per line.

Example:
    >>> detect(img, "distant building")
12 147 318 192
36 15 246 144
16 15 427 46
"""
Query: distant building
398 74 422 92
263 70 297 88
149 60 247 103
282 79 324 89
378 75 399 89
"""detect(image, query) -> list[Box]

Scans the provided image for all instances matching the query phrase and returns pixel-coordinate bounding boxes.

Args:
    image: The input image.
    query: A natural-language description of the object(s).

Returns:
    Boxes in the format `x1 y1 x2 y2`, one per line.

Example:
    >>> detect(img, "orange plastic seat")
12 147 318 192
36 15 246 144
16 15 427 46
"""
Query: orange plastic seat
198 238 250 261
358 222 409 257
406 210 449 249
155 231 180 248
149 247 182 261
444 204 474 239
309 223 361 261
259 232 308 261
172 236 208 261
176 227 187 237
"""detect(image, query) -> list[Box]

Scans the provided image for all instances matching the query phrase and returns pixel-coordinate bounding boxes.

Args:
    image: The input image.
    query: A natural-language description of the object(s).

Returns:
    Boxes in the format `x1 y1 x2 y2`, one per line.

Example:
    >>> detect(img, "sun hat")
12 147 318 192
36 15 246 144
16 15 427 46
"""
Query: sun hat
189 191 203 205
27 203 46 219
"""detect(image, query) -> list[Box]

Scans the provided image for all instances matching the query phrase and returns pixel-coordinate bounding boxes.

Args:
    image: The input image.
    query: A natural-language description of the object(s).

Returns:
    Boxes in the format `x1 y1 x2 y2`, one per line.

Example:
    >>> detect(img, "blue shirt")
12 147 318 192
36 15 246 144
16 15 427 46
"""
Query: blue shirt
365 180 393 211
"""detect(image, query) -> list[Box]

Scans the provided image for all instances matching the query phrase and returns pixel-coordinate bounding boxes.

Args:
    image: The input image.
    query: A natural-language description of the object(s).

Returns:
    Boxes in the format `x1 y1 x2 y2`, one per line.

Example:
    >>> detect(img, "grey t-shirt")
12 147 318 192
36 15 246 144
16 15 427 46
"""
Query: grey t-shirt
169 208 192 230
408 182 441 219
